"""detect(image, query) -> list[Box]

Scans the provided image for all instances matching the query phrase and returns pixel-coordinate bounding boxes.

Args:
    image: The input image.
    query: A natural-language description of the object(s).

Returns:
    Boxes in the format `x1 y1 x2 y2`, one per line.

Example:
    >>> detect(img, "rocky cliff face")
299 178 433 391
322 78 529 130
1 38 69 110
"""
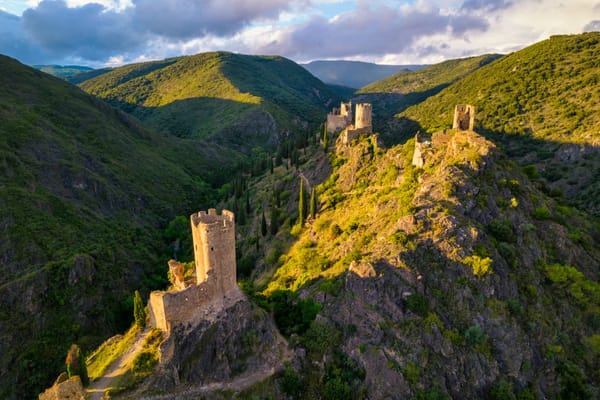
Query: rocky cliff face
259 130 599 399
131 298 289 398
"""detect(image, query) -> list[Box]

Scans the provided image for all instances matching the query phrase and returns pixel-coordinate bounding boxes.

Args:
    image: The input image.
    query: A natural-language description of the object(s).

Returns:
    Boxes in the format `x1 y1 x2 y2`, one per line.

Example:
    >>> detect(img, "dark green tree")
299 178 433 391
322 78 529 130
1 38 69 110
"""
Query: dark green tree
309 187 317 219
270 207 280 235
65 344 89 386
133 290 146 329
245 192 251 214
298 177 306 226
322 123 328 151
261 209 268 237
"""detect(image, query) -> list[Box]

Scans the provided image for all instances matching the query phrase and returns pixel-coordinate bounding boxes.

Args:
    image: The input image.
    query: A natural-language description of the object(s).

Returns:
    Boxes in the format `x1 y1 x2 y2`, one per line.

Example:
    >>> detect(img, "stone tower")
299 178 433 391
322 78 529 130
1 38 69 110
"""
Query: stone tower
453 104 475 131
355 103 372 130
340 101 352 120
190 209 237 295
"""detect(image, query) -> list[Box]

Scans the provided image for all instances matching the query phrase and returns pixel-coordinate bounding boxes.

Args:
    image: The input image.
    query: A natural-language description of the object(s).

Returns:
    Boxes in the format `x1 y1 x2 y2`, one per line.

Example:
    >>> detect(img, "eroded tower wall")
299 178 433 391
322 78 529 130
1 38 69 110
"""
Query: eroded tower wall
452 104 475 131
191 209 237 295
355 103 372 130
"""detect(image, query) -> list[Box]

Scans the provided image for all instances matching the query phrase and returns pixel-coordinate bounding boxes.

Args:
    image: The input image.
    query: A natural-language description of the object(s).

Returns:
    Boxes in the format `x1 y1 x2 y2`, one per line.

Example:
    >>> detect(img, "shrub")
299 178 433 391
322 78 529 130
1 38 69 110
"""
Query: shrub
133 290 146 329
464 326 487 347
405 293 430 317
533 206 551 220
463 255 493 277
132 350 158 378
488 219 515 243
489 380 516 400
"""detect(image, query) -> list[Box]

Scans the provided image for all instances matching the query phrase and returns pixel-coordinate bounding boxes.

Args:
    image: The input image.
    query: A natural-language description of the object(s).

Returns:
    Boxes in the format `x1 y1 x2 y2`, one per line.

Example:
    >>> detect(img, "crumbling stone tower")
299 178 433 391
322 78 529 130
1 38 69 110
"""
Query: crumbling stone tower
453 104 475 131
148 208 242 332
355 103 372 130
327 101 353 132
191 209 236 295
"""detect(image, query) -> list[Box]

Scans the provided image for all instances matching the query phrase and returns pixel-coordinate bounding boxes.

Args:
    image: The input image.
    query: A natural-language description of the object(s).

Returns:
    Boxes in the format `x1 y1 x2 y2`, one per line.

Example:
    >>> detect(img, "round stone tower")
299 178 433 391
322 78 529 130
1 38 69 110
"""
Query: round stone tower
190 209 237 295
355 103 372 130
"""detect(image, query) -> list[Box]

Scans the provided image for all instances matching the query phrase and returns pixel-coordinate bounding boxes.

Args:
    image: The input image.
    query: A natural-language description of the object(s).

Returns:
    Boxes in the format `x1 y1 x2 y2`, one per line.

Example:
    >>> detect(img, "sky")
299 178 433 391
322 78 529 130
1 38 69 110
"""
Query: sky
0 0 599 67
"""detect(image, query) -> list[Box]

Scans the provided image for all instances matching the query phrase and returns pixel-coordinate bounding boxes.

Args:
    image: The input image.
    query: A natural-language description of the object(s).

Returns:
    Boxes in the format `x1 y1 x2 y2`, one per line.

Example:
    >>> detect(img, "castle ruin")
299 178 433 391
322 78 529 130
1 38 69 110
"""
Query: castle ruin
453 104 475 131
326 101 353 133
326 101 374 146
148 209 243 332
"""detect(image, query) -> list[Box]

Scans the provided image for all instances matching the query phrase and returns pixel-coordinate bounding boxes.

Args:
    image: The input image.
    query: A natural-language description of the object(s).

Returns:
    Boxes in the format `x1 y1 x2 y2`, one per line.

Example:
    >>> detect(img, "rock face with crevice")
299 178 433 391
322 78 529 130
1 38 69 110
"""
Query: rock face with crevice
39 374 85 400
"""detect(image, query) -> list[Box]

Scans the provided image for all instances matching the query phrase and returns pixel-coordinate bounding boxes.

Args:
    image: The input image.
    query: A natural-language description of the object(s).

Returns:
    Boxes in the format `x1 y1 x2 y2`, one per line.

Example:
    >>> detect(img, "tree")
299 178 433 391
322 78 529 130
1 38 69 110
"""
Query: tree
261 209 268 237
133 290 146 329
322 123 328 151
270 207 280 235
298 177 305 227
309 187 317 219
65 344 89 385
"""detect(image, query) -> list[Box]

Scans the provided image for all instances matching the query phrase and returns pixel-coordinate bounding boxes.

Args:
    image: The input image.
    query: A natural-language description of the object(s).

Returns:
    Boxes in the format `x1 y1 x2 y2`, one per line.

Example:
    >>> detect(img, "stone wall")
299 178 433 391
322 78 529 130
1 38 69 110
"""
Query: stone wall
452 104 475 131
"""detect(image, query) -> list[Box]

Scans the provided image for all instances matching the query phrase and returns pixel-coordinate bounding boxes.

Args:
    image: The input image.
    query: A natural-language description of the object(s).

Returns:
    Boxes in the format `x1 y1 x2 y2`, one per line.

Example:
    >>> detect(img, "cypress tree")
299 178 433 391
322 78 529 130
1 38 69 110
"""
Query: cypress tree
322 123 328 151
245 192 251 214
310 187 317 219
298 177 305 226
65 344 89 385
270 207 280 235
261 209 268 237
133 290 146 329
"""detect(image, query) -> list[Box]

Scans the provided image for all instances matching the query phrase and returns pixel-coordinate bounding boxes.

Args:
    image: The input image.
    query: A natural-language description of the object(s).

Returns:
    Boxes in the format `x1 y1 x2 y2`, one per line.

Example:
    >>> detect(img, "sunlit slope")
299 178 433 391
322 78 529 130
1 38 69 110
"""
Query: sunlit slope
78 52 338 140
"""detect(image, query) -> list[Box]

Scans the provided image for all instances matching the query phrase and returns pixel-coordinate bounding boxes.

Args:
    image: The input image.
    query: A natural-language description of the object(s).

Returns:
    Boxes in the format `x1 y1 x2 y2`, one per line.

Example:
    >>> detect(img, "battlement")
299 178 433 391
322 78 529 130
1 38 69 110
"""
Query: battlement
191 208 235 227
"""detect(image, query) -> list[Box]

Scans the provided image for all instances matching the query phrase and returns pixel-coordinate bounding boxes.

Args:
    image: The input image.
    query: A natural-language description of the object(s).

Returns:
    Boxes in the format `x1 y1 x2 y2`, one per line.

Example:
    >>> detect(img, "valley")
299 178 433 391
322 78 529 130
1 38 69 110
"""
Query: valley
0 31 599 400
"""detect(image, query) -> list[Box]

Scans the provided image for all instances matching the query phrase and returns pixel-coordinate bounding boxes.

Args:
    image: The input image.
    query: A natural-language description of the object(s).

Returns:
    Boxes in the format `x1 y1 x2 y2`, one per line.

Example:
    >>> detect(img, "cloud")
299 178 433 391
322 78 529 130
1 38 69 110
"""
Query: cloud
460 0 513 12
132 0 296 39
0 10 49 64
255 1 489 59
583 20 600 32
21 0 142 61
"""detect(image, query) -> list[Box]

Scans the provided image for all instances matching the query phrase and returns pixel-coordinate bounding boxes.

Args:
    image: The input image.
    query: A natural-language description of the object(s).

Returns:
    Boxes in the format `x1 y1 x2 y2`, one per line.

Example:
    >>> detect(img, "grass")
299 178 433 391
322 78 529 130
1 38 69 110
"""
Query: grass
87 326 141 380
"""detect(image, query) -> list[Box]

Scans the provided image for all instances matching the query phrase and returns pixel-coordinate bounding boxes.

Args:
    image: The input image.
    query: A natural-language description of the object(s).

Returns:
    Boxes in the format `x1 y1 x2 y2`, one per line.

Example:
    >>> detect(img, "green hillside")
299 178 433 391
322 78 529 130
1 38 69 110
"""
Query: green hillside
354 54 501 121
77 52 338 143
0 55 224 398
396 32 600 214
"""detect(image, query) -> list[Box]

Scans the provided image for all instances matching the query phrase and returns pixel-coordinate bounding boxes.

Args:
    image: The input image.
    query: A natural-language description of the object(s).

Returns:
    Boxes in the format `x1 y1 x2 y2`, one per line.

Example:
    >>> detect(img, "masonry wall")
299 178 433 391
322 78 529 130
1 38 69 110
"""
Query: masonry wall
452 104 475 131
355 103 372 130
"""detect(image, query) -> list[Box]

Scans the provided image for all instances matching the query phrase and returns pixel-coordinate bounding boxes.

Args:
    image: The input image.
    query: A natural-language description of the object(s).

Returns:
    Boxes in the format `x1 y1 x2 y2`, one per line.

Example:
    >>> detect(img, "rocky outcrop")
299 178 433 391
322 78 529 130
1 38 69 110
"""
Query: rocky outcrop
141 298 289 395
38 374 85 400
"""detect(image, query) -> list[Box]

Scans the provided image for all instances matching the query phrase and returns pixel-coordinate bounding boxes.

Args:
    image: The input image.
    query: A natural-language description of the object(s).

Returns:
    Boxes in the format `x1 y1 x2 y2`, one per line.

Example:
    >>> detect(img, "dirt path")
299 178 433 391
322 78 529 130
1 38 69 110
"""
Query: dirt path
87 328 151 400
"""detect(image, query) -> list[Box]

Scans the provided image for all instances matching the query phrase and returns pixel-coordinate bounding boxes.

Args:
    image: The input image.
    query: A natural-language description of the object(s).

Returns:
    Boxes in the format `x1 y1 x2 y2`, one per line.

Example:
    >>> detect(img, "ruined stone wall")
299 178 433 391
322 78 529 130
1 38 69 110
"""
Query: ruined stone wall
355 103 372 131
327 101 352 133
452 104 475 131
38 375 85 400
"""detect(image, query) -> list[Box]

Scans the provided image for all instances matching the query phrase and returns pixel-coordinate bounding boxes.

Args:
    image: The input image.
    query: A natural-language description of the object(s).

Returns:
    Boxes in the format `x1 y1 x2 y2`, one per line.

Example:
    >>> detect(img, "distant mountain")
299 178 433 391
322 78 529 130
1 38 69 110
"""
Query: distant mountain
76 52 339 146
397 32 600 214
0 54 227 399
32 64 93 78
302 60 425 89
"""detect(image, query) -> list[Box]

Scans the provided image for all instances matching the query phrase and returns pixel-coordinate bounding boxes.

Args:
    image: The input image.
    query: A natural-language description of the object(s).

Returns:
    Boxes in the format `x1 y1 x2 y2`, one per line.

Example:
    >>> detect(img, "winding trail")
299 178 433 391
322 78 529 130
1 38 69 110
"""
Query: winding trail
87 328 151 400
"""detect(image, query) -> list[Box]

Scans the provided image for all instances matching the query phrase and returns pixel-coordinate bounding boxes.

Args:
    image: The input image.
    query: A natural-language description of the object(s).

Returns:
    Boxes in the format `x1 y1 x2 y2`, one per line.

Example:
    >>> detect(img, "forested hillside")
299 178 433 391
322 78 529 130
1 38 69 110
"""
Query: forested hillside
77 52 339 147
397 32 600 215
0 55 222 398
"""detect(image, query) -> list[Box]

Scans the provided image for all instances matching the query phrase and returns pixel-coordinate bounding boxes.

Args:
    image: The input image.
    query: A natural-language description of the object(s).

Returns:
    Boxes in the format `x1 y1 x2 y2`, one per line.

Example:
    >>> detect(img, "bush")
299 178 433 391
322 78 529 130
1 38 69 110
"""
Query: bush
405 293 430 317
488 219 515 243
132 350 158 378
463 255 493 277
464 326 487 347
489 380 516 400
533 206 551 220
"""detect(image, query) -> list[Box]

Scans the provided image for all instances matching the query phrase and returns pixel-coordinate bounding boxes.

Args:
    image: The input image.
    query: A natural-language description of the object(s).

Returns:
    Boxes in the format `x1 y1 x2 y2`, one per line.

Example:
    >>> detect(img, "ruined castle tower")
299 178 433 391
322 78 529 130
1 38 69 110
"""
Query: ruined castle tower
149 208 241 332
190 209 236 295
355 103 372 131
453 104 475 131
327 101 353 132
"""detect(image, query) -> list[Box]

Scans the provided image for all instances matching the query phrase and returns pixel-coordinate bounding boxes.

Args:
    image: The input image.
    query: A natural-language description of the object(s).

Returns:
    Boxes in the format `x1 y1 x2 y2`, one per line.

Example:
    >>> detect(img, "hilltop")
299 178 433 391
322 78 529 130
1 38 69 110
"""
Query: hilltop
302 60 424 89
353 54 502 131
396 32 600 215
0 55 224 398
76 52 339 146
